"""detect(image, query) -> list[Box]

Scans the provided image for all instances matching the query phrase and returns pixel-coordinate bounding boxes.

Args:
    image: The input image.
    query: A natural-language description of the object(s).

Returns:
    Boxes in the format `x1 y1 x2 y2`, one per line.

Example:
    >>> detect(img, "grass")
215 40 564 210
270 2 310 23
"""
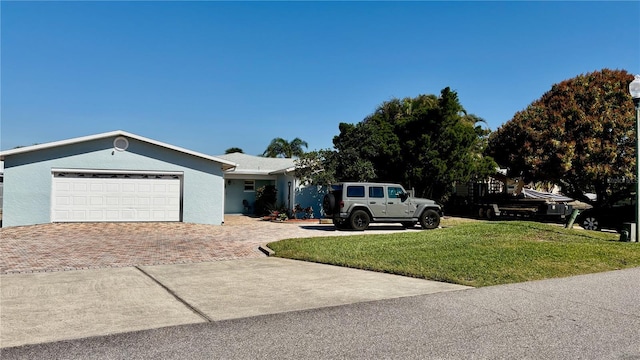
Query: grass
267 219 640 287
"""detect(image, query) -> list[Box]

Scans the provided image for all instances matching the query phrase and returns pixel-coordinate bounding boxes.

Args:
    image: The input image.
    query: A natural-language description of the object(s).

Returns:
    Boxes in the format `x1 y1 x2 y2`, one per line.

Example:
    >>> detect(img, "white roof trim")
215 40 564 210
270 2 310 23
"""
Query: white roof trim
225 173 277 180
226 169 274 175
269 166 297 175
0 130 237 171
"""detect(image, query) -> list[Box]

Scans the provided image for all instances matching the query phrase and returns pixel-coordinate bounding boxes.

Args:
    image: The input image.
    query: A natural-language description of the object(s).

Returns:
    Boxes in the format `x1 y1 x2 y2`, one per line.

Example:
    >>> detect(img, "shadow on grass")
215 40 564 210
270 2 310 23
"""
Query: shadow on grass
516 221 622 242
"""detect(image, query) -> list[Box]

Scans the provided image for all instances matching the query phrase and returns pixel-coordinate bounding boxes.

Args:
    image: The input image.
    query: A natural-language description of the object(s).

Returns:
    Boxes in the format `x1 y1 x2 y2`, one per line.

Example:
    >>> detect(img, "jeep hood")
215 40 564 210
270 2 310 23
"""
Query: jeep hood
412 197 438 206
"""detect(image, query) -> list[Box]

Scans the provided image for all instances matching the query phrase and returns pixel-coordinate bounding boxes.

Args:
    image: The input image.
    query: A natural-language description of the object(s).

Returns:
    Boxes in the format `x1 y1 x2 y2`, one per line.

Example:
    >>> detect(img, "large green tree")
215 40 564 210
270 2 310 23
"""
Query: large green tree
328 87 496 202
295 149 339 187
396 89 496 199
487 69 636 206
263 137 308 158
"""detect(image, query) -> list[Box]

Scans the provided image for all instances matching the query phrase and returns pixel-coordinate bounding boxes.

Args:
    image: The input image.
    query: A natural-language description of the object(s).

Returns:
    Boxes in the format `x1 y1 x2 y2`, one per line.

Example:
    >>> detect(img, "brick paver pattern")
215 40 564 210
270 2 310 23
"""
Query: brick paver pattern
0 216 282 274
1 215 413 274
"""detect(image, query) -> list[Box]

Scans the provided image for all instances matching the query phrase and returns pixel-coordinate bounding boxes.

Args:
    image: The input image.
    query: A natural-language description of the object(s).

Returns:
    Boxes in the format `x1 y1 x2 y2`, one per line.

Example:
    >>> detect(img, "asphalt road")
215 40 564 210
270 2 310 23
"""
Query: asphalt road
3 267 639 360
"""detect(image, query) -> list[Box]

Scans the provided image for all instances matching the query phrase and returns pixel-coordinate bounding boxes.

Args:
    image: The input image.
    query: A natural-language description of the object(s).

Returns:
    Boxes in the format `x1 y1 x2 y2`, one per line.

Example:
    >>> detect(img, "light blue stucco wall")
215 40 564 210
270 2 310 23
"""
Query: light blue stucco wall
277 175 327 219
222 174 326 218
224 179 273 215
276 175 295 211
2 136 225 227
293 183 327 219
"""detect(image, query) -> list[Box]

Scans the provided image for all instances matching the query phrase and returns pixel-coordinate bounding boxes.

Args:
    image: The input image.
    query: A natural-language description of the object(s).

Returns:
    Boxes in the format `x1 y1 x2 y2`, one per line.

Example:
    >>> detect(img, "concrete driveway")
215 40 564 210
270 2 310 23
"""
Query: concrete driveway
1 216 469 348
0 258 470 348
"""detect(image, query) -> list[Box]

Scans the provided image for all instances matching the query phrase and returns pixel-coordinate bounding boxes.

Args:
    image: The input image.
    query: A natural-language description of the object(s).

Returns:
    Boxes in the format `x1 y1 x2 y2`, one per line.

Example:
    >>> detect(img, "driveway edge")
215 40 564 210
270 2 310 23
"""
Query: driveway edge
258 245 274 256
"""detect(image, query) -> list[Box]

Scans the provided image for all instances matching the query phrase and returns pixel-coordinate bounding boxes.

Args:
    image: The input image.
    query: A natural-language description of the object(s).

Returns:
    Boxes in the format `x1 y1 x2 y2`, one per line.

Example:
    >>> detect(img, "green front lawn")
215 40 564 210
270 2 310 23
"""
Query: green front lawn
267 220 640 287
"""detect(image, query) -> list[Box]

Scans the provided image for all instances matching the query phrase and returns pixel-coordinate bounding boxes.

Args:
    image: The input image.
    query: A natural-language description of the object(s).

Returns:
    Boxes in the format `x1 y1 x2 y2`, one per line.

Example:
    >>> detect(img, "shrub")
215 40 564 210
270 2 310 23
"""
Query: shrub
254 185 278 215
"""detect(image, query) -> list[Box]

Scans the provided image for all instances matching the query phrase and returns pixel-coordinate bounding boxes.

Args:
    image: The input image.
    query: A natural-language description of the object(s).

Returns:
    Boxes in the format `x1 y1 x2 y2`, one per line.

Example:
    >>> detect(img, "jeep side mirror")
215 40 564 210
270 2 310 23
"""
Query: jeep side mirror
400 193 408 201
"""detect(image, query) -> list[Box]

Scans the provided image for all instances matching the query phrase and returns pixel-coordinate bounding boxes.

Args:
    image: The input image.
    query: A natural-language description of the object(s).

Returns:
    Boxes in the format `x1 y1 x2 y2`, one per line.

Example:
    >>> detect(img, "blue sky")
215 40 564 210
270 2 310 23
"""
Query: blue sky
2 1 639 156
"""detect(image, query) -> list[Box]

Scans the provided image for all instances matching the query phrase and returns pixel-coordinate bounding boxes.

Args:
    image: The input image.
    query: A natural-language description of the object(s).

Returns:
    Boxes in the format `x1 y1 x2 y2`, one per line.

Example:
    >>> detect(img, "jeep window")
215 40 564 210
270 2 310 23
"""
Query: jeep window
347 186 365 197
388 187 405 198
369 186 384 198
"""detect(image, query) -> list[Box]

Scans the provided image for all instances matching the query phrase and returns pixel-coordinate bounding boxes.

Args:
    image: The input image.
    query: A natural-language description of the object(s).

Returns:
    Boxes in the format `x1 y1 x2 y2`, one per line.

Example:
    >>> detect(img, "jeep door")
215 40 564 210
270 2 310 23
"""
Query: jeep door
367 185 386 217
385 186 413 217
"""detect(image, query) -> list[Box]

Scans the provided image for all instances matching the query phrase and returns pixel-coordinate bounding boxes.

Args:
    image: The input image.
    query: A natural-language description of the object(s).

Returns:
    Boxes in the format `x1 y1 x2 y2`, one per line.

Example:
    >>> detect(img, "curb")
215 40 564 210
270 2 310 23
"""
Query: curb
258 245 274 256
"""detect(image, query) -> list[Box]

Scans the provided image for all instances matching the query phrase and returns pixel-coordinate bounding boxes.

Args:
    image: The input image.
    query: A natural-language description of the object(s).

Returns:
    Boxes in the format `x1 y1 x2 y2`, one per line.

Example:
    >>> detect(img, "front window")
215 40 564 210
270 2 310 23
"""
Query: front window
244 180 255 192
388 187 405 198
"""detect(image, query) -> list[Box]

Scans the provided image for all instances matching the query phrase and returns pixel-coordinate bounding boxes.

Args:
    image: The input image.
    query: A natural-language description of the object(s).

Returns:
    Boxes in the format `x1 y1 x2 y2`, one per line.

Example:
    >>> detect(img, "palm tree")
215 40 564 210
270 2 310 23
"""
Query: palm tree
262 137 308 158
225 147 244 154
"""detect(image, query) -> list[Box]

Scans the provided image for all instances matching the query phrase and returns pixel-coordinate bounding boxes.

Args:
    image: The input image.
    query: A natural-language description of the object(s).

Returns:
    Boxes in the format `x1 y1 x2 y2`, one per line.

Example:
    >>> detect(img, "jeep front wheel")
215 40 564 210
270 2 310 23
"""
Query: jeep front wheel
420 209 440 229
350 210 370 231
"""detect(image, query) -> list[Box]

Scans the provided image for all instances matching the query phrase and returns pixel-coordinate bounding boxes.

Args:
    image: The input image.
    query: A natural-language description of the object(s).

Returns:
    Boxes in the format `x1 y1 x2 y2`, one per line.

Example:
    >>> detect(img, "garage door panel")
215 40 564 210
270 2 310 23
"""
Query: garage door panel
152 210 165 220
122 183 136 192
52 175 181 222
106 210 120 220
73 183 88 191
56 182 71 192
87 210 103 220
106 183 120 192
53 210 69 220
55 197 71 206
121 210 136 220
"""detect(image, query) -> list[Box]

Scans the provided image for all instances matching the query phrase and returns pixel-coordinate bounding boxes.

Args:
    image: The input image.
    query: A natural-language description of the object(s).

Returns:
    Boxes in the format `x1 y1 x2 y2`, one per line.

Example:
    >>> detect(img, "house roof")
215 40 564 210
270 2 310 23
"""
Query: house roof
0 130 238 171
217 152 296 175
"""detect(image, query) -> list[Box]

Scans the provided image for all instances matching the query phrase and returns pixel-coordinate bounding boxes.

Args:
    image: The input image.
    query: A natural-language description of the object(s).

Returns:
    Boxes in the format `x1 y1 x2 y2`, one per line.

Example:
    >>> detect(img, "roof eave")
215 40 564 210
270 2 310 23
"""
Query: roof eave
269 166 297 175
0 130 238 170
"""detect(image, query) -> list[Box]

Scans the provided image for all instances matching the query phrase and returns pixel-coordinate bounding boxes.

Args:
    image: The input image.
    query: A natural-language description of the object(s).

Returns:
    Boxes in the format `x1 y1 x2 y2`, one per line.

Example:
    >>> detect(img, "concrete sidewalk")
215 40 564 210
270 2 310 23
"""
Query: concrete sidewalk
0 258 470 348
3 267 639 359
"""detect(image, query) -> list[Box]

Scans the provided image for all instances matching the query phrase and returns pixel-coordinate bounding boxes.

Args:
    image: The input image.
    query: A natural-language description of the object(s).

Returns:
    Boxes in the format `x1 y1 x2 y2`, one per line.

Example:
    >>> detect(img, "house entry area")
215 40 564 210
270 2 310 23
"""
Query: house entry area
51 170 183 222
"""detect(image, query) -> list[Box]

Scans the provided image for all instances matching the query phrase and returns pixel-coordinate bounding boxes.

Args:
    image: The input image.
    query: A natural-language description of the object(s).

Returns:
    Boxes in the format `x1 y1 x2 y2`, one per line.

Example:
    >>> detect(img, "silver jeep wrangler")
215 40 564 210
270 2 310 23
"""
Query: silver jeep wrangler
322 182 442 231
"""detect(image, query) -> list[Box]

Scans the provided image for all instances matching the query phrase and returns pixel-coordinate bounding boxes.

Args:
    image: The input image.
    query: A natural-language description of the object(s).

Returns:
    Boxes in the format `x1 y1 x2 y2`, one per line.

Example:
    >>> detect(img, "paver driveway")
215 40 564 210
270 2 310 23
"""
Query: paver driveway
0 216 410 274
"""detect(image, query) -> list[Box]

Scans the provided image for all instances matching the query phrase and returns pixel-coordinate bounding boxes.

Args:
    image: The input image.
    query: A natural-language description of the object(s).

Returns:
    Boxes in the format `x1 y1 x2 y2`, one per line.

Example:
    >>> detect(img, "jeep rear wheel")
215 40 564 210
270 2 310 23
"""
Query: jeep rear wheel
349 210 370 231
420 209 440 229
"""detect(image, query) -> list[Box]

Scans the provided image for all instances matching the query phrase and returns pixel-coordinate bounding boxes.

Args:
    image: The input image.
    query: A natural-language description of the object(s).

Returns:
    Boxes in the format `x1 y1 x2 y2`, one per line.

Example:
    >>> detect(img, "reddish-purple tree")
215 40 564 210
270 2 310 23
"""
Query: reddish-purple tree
488 69 636 206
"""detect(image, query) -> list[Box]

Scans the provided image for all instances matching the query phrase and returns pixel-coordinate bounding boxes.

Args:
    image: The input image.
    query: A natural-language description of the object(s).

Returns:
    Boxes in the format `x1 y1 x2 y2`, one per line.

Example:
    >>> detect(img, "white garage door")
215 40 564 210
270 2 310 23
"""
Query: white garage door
51 172 182 222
